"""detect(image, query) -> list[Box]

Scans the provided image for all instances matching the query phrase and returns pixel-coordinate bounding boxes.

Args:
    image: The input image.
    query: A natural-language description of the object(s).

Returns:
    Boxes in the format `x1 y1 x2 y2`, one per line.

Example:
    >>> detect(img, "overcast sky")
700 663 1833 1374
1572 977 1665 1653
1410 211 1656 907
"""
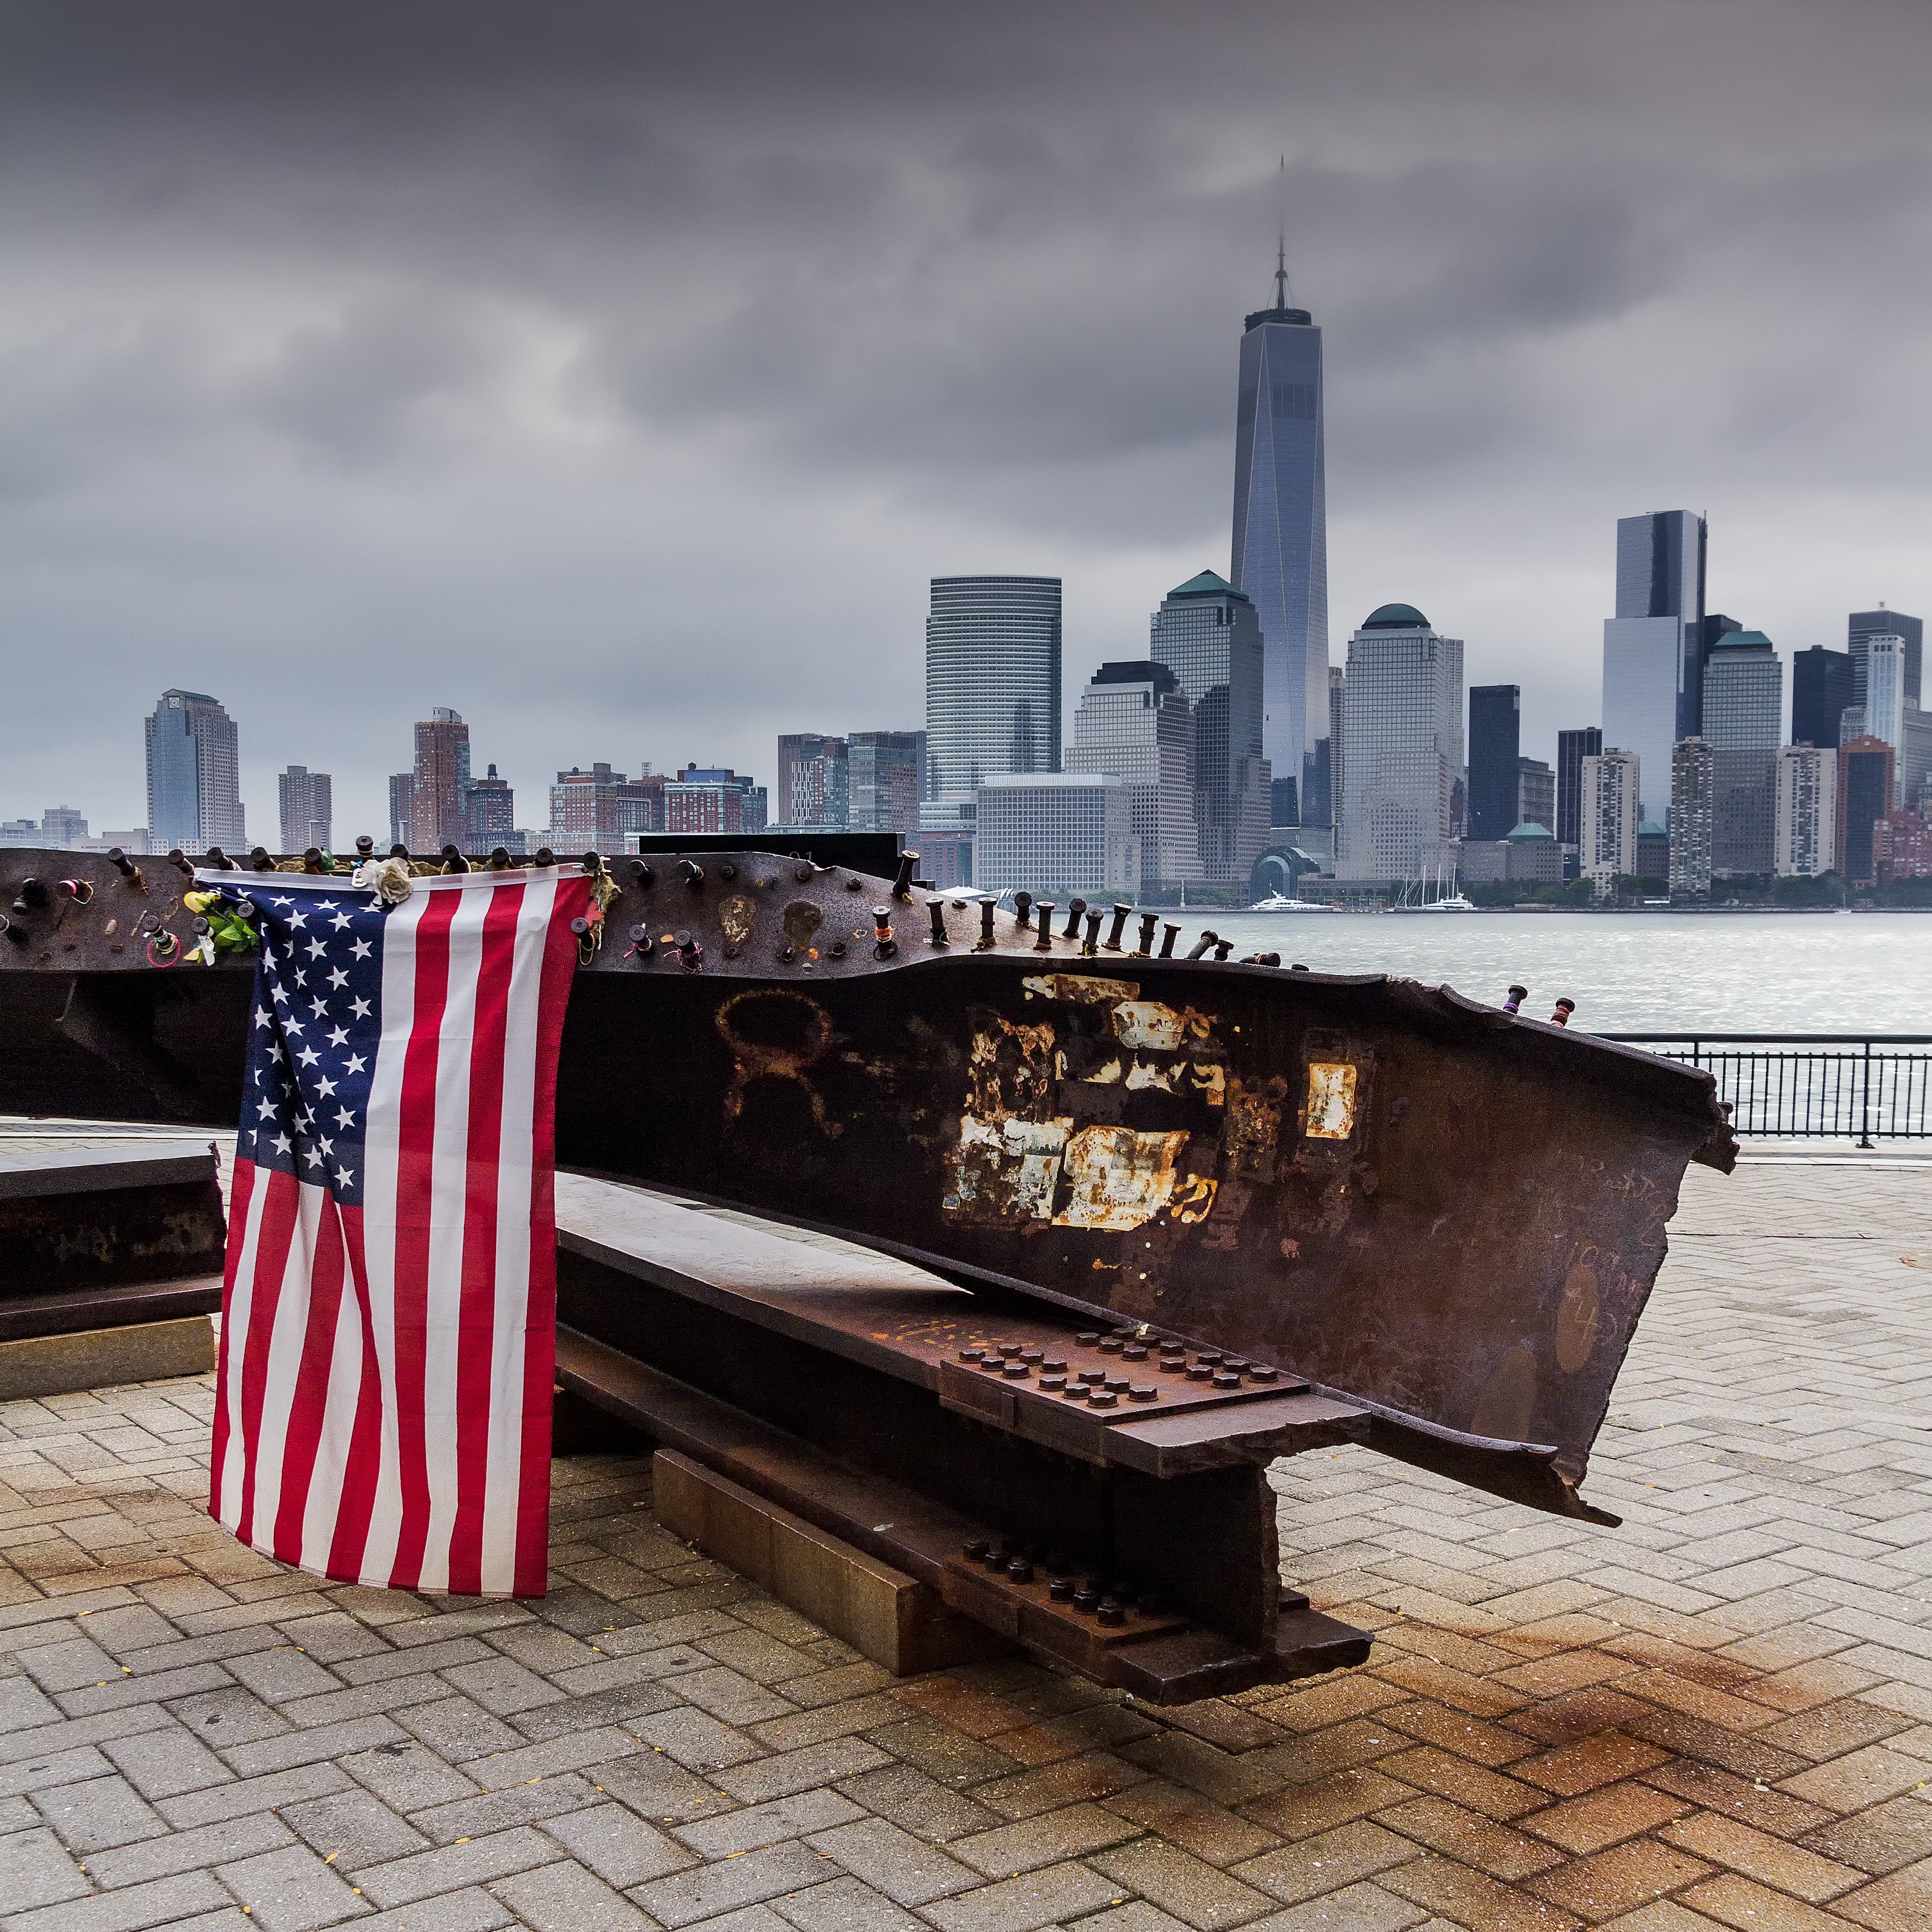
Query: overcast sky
3 0 1929 841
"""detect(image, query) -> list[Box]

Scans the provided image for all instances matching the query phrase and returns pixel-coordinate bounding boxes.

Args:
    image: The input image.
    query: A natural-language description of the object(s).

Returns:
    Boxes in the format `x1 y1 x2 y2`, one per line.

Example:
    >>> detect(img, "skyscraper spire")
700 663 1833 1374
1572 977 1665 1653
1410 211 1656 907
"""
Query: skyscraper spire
1273 155 1290 309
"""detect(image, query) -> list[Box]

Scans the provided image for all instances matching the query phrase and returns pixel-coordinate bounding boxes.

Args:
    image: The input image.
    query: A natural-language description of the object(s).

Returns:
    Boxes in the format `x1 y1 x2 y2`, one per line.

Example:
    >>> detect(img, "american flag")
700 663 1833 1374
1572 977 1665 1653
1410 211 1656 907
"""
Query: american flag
204 865 593 1597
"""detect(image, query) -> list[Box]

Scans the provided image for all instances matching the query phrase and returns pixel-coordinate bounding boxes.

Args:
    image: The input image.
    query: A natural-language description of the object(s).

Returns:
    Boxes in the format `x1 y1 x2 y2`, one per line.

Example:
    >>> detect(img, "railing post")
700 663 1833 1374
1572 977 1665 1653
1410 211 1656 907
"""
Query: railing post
1860 1038 1874 1149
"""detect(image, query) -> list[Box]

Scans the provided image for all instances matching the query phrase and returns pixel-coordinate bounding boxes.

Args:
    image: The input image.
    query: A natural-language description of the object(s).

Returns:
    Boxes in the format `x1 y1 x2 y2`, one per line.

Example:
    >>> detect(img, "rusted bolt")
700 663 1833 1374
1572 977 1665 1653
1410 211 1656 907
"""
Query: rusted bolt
1107 903 1132 951
355 835 375 857
0 915 19 943
107 848 139 880
247 845 273 870
1104 1377 1130 1396
1006 1558 1034 1583
927 901 948 947
892 852 917 900
1013 890 1032 927
13 879 48 912
1041 1357 1067 1374
1248 1367 1279 1384
1097 1337 1122 1355
1129 1385 1158 1402
963 1538 989 1562
1097 1600 1125 1625
628 927 655 959
1198 1350 1223 1364
1079 1368 1107 1385
1159 1351 1187 1371
718 862 737 881
828 940 847 959
1072 1586 1101 1612
844 875 863 891
1186 1363 1212 1381
581 851 601 874
1002 1360 1029 1379
1122 1344 1147 1361
1083 910 1101 955
1048 1579 1075 1603
534 846 556 867
1136 912 1158 956
794 863 814 883
167 850 193 877
873 907 897 959
976 901 996 950
1212 1370 1241 1389
490 847 513 870
1187 931 1217 961
674 930 703 969
1032 903 1055 950
1088 1389 1118 1409
1020 1347 1044 1363
204 846 238 870
1212 939 1233 961
678 860 704 887
1551 998 1576 1026
1060 1381 1088 1400
1504 984 1528 1013
1159 922 1180 958
630 860 656 886
1039 1374 1066 1393
958 1347 984 1363
1075 1330 1100 1345
1223 1358 1249 1372
1061 898 1085 940
57 878 93 906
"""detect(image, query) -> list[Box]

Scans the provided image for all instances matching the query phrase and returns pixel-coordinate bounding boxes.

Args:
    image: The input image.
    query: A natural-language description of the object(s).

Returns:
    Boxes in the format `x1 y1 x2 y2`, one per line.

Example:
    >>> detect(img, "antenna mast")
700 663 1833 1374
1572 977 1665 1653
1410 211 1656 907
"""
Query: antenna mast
1273 155 1290 309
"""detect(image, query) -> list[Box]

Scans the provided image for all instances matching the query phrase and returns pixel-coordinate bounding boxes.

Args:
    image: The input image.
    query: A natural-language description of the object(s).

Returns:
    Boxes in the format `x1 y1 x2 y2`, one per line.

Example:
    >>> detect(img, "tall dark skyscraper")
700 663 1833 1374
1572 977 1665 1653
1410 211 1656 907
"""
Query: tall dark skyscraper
1850 609 1922 709
1602 510 1707 821
1792 649 1855 750
1467 685 1522 841
1231 243 1328 819
923 576 1062 828
145 688 245 852
1556 727 1603 847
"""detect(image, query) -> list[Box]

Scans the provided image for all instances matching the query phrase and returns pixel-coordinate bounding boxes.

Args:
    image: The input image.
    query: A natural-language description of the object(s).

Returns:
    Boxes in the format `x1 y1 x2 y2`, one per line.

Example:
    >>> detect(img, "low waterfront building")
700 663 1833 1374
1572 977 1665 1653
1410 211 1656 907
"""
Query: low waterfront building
1066 660 1202 892
1579 747 1640 891
1838 735 1897 885
915 828 973 890
1516 759 1555 838
550 764 666 847
1636 820 1670 884
1669 738 1715 896
1773 745 1836 878
1876 811 1932 884
973 773 1138 898
1460 822 1562 886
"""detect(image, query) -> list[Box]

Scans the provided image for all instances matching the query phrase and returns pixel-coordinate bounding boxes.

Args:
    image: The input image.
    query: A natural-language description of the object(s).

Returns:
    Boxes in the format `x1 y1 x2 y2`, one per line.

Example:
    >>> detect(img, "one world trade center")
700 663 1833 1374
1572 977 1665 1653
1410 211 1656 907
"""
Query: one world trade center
1231 250 1329 823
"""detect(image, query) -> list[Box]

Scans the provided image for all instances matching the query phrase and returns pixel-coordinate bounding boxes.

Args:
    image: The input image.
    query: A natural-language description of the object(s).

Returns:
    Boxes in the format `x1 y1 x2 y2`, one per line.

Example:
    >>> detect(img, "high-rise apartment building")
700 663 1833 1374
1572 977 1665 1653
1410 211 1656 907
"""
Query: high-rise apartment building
1855 633 1907 779
1773 745 1836 877
277 766 332 854
924 577 1061 827
1792 647 1855 750
1324 668 1345 850
847 732 922 837
145 689 246 852
1669 738 1715 896
1850 608 1921 709
1066 661 1202 890
664 767 765 835
549 765 666 847
776 735 847 829
1231 257 1328 810
1149 572 1270 884
1876 812 1932 884
464 765 517 849
410 708 470 853
1602 510 1707 822
1702 629 1781 874
1555 727 1601 847
40 807 88 847
1838 737 1897 885
1517 758 1555 833
972 773 1138 898
1579 748 1640 890
1466 686 1521 841
1335 605 1464 883
388 773 415 850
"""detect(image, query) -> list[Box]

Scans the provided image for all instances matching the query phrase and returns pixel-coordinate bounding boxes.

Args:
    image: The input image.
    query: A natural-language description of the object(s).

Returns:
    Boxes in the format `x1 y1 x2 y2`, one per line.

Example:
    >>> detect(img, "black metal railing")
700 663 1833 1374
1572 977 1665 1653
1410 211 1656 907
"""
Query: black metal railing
1600 1035 1932 1145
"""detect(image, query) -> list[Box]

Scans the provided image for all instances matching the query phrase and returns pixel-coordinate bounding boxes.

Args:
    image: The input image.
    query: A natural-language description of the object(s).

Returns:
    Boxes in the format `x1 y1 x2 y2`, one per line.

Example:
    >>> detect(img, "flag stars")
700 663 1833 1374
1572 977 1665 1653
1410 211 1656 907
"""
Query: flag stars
307 938 328 960
287 910 307 928
253 1008 271 1030
350 939 373 960
327 1026 349 1046
271 984 290 1005
257 1097 276 1120
303 1145 324 1168
334 1107 356 1129
328 969 348 989
331 912 353 931
297 1046 321 1067
334 1165 353 1188
309 996 328 1017
350 998 371 1019
273 1132 292 1155
315 1075 337 1097
344 1054 367 1075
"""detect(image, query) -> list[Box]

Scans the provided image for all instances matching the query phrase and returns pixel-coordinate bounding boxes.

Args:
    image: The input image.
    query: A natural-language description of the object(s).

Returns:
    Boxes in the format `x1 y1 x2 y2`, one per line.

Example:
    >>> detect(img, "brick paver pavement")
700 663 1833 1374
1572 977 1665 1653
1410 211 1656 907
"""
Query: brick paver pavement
1 1151 1929 1931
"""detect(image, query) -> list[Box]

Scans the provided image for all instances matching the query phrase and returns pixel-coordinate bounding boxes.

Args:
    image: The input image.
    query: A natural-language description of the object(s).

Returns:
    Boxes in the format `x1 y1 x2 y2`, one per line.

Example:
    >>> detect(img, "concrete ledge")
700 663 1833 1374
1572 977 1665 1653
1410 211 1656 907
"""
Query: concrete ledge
651 1447 1007 1676
0 1315 215 1400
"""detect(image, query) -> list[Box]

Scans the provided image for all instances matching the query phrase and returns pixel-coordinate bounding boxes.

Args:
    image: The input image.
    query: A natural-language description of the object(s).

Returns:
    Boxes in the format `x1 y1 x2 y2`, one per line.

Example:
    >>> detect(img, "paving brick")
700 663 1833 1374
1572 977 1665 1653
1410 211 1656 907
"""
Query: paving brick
35 1771 169 1852
156 1762 354 1830
1376 1794 1566 1880
1833 1858 1932 1932
354 1825 563 1908
1091 1837 1279 1929
770 1873 925 1930
804 1814 980 1904
1 1870 232 1932
1519 1780 1693 1853
398 1694 529 1762
1800 1793 1932 1876
673 1789 864 1857
279 1787 432 1868
216 1842 373 1932
629 1706 763 1774
220 1714 408 1778
583 1748 733 1823
918 1858 1125 1932
1526 1838 1718 1919
407 1772 604 1846
486 1855 659 1930
1100 1779 1280 1868
862 1717 1020 1787
629 1837 837 1927
86 1811 295 1888
714 1736 890 1801
536 1800 698 1886
1778 1744 1932 1811
0 1823 93 1910
166 1684 292 1747
99 1724 236 1801
1676 1871 1850 1930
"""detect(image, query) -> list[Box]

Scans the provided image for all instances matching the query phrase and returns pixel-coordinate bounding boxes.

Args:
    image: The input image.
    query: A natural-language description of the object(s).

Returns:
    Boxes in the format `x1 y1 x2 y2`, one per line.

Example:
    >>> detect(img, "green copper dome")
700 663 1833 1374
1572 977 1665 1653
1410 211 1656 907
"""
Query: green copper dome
1361 603 1430 630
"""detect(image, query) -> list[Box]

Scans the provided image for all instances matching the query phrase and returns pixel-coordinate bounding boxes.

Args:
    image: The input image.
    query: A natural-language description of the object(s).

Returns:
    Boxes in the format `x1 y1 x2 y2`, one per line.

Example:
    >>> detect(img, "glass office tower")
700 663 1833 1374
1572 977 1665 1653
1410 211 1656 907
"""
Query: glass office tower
1850 609 1921 709
145 688 246 852
923 577 1062 828
1467 685 1522 841
1231 269 1328 821
1601 510 1707 824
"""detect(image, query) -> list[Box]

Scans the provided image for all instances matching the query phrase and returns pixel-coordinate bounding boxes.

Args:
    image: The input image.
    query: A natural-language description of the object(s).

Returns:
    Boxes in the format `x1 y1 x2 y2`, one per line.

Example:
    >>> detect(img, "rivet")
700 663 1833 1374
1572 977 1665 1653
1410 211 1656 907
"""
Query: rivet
1186 1364 1212 1381
1048 1579 1075 1603
1097 1600 1125 1626
1122 1345 1147 1362
1129 1385 1158 1402
1212 1371 1241 1389
1098 1336 1122 1354
1088 1390 1118 1409
1073 1586 1101 1612
1079 1369 1107 1385
958 1347 984 1363
1006 1558 1034 1583
1075 1331 1101 1345
1248 1367 1279 1384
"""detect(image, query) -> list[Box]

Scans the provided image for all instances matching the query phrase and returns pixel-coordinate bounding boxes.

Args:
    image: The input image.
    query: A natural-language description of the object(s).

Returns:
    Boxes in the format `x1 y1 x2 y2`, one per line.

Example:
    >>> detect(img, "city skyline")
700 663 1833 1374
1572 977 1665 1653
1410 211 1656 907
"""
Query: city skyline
3 6 1929 837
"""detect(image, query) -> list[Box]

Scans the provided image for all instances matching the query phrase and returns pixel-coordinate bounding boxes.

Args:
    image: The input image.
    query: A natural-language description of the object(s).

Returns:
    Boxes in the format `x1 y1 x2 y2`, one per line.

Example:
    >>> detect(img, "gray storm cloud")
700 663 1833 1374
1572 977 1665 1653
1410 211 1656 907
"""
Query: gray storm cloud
1 0 1927 839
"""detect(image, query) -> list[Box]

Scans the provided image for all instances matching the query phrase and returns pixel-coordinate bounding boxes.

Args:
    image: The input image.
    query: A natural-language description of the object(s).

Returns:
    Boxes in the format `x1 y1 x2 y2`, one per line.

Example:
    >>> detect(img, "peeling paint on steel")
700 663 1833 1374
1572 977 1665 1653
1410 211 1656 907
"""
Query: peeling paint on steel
1053 1126 1190 1231
1022 974 1139 1005
1112 1001 1217 1052
1303 1062 1358 1140
947 1113 1071 1221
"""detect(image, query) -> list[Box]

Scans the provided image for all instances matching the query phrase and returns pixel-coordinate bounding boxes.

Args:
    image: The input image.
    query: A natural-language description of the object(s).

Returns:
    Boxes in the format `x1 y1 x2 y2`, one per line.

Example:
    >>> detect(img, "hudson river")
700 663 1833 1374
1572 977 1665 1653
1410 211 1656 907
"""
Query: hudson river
1188 910 1931 1034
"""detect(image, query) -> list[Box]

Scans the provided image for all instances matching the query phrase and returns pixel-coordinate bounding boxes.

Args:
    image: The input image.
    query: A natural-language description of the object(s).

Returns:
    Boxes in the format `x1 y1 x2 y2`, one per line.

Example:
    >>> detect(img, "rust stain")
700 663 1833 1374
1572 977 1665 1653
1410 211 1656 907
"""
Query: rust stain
1304 1062 1359 1140
1168 1173 1219 1225
1022 973 1140 1004
966 1017 1058 1122
781 899 823 950
1125 1060 1174 1092
1554 1262 1601 1371
1186 1062 1227 1107
1052 1126 1189 1231
1225 1076 1287 1180
713 990 838 1136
